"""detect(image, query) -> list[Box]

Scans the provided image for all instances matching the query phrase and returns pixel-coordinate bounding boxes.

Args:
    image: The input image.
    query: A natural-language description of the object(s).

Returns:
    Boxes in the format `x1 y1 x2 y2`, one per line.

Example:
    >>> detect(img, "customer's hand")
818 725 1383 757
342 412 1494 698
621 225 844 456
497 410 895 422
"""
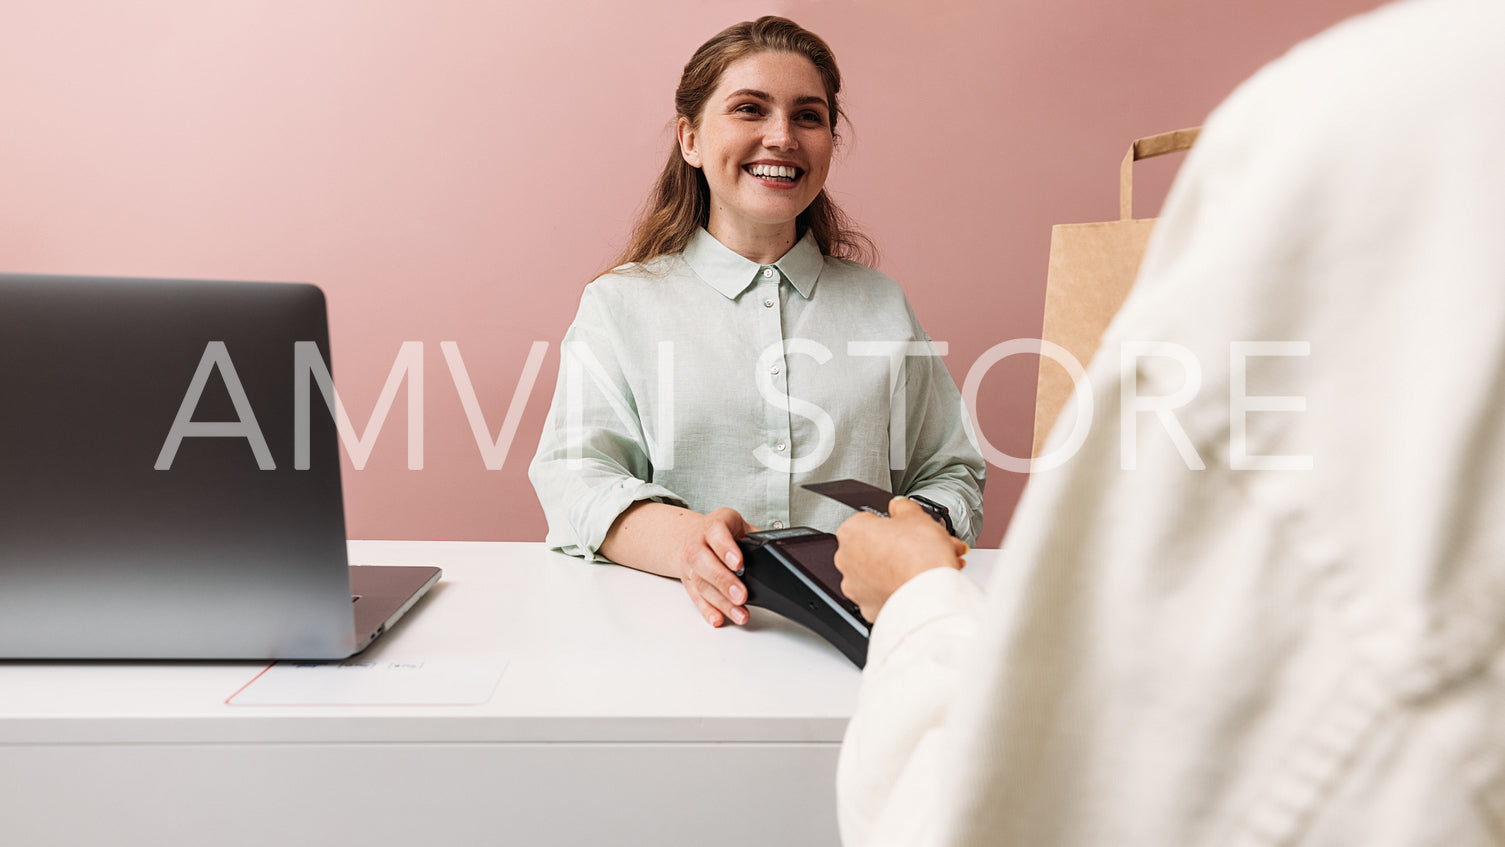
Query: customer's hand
835 497 968 622
671 507 757 628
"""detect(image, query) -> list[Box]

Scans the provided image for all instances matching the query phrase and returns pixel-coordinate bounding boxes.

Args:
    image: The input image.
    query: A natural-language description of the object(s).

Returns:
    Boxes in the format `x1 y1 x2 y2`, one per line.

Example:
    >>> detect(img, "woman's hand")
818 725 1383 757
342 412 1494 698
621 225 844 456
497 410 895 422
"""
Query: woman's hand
672 507 756 628
600 502 756 627
834 497 968 622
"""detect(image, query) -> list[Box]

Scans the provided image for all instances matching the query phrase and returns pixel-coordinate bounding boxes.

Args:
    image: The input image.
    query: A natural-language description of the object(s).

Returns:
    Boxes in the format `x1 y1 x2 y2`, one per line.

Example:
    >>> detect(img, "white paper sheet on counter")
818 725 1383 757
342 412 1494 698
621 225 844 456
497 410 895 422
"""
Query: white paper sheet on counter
227 659 507 706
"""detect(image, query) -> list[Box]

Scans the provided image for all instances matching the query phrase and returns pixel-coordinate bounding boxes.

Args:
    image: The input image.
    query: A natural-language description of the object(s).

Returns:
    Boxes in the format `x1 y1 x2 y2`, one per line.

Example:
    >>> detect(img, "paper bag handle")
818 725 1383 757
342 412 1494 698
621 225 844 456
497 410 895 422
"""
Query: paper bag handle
1119 127 1201 220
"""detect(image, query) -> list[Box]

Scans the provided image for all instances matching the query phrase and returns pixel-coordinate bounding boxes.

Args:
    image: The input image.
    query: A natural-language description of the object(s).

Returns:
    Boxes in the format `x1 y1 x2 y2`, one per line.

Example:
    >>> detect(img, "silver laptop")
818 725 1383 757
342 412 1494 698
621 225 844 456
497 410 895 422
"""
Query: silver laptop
0 273 440 659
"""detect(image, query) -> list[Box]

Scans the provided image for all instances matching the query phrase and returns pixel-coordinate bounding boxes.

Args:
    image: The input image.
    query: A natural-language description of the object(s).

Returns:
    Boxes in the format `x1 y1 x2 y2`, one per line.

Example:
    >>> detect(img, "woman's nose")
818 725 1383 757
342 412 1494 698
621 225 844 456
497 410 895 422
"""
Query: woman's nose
763 117 796 149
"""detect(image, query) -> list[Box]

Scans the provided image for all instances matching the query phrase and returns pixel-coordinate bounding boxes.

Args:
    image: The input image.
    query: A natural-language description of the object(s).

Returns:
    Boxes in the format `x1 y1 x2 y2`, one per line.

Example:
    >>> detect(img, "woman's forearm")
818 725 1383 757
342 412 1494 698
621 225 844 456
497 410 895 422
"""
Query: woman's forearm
600 501 754 627
599 501 702 578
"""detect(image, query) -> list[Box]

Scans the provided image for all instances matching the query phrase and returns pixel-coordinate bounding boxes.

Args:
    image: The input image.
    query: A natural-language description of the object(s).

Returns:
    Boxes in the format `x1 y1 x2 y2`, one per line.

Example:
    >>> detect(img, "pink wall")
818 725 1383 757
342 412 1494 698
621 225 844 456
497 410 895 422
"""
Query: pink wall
1 0 1382 546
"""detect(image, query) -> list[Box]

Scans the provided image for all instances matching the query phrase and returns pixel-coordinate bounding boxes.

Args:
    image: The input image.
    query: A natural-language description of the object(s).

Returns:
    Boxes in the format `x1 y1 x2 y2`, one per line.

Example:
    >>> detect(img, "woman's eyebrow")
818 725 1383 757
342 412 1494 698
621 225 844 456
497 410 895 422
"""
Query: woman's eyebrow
724 88 829 110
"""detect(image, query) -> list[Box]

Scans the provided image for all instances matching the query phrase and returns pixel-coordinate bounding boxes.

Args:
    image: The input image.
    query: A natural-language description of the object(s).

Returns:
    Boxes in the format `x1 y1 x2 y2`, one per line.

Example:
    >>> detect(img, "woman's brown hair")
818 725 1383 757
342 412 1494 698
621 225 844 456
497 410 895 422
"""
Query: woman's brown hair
612 16 875 269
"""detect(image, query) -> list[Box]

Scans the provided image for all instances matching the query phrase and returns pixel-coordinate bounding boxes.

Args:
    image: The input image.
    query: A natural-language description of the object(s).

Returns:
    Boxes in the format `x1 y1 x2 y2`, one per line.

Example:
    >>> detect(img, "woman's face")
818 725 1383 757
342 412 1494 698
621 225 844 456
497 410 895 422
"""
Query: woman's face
678 51 834 248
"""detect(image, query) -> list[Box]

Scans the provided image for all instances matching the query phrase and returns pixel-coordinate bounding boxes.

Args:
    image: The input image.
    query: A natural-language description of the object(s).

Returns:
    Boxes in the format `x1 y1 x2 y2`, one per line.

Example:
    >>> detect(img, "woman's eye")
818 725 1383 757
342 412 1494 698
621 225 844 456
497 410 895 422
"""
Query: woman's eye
797 111 827 124
735 104 762 115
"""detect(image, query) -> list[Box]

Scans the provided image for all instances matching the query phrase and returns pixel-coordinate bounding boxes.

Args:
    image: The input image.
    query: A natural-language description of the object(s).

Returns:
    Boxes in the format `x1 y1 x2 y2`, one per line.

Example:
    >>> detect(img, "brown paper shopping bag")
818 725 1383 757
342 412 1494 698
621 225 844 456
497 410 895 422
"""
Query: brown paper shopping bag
1031 127 1200 461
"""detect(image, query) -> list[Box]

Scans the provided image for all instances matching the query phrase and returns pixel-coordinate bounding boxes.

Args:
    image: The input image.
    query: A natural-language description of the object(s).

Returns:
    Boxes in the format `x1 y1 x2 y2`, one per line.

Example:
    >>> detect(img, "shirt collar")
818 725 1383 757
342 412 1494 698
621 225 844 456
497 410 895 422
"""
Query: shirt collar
683 227 823 301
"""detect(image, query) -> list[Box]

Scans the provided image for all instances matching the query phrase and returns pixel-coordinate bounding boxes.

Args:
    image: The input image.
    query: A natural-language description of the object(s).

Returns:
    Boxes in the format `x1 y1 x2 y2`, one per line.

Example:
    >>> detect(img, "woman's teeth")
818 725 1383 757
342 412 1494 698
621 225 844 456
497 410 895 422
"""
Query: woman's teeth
747 164 799 181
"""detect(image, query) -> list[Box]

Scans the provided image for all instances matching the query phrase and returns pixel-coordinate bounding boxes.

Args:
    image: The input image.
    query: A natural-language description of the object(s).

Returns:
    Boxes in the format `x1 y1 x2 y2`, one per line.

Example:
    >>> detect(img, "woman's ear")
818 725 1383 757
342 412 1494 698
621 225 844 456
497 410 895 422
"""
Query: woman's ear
677 117 701 169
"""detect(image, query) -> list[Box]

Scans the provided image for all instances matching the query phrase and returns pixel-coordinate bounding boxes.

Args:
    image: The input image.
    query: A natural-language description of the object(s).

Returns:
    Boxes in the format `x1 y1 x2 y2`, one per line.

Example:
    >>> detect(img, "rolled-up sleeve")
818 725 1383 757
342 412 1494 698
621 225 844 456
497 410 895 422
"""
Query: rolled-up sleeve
891 309 986 545
528 284 686 561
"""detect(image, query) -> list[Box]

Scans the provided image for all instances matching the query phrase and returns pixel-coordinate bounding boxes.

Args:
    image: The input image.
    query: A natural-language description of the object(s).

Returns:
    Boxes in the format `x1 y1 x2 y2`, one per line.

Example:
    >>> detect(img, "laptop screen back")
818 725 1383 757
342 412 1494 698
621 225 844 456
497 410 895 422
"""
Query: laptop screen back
0 274 359 659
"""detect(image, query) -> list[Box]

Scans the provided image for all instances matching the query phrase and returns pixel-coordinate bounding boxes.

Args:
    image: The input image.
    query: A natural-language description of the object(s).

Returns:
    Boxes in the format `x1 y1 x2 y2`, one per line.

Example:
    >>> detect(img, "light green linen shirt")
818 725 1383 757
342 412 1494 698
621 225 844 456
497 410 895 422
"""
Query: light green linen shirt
528 227 985 560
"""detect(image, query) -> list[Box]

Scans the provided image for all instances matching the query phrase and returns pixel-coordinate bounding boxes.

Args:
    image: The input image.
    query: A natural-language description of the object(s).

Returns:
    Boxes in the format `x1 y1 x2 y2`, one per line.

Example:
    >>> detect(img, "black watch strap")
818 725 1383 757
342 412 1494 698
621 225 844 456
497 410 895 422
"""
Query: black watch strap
906 494 956 538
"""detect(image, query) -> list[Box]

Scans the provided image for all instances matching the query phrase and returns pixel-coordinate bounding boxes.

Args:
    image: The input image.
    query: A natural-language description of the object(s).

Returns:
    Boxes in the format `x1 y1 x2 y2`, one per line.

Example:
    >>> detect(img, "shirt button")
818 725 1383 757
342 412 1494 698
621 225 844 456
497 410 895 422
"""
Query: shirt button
775 441 787 452
761 267 775 279
762 298 775 308
771 520 785 529
770 364 781 375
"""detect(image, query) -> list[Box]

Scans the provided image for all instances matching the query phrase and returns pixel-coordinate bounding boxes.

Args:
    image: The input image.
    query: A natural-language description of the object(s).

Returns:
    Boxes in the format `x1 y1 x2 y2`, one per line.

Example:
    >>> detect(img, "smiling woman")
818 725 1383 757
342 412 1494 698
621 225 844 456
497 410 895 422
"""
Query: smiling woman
528 16 986 630
614 16 873 270
679 51 834 263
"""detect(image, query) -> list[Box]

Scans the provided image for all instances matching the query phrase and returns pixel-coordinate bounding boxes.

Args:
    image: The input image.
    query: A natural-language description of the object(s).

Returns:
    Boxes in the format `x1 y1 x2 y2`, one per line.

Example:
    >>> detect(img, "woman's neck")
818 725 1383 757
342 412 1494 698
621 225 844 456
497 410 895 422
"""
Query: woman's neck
707 218 798 266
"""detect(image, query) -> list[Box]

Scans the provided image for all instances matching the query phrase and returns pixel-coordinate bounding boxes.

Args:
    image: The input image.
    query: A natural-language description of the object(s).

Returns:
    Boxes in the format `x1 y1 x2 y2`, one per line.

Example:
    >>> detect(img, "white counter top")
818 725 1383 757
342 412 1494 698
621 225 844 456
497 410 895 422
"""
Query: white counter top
0 541 1000 744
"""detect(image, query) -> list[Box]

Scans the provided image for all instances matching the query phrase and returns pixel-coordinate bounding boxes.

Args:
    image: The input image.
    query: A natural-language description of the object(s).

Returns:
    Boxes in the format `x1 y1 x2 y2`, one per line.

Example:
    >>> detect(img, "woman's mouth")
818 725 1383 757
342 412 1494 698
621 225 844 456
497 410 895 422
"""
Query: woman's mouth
745 163 803 183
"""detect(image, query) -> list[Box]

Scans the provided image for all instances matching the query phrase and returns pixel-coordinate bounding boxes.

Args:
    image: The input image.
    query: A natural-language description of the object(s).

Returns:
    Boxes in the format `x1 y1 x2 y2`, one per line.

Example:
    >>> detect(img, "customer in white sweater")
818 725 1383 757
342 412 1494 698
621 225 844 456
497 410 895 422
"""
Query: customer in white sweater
832 0 1505 844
